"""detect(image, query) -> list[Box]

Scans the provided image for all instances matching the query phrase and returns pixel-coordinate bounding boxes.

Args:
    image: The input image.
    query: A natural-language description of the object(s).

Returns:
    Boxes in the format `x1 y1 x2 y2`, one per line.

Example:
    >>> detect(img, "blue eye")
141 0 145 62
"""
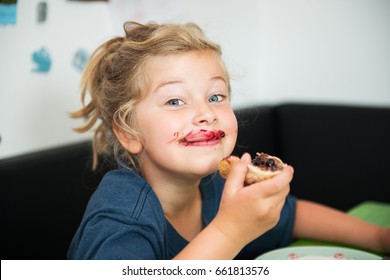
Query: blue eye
208 94 224 103
166 99 184 106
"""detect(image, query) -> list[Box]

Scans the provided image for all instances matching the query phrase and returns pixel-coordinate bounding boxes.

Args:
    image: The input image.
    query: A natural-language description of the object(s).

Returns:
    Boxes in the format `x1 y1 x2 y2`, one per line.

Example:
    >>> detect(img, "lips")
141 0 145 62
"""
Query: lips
179 129 225 146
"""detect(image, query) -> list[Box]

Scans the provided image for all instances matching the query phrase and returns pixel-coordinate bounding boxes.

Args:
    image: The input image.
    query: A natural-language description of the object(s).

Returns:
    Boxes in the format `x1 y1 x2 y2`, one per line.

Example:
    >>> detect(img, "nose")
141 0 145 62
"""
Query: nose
193 101 217 125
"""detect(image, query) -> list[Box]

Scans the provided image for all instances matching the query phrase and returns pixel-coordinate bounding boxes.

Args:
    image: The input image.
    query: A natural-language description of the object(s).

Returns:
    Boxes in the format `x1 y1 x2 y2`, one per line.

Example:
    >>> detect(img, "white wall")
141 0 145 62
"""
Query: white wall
252 0 390 106
1 0 390 159
0 0 111 159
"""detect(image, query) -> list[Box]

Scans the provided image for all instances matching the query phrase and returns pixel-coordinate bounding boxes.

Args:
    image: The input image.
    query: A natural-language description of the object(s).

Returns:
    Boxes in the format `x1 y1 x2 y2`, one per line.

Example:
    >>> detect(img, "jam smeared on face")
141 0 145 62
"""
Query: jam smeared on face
177 129 225 146
252 152 283 172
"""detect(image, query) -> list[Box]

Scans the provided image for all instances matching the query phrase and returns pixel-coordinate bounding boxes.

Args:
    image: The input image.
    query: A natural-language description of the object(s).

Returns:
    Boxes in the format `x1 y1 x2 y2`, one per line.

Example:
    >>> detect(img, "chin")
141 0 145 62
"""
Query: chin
192 158 220 176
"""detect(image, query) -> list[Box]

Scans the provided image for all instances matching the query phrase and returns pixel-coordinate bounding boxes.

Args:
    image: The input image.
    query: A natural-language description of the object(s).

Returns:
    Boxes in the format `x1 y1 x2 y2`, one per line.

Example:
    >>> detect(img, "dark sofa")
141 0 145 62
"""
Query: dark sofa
1 103 389 260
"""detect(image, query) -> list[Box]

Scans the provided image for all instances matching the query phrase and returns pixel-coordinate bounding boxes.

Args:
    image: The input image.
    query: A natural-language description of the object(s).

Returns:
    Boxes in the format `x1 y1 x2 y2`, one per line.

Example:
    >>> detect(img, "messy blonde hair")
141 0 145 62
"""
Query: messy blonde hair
71 21 229 171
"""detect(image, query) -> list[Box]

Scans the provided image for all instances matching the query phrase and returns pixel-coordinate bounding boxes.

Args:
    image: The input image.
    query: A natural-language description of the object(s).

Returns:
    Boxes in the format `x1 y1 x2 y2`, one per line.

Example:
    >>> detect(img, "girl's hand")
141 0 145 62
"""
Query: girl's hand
212 153 294 248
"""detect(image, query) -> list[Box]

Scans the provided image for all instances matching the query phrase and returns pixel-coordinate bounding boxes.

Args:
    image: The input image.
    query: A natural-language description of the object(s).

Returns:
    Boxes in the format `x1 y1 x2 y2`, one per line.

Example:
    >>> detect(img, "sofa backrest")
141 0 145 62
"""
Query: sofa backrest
0 141 109 259
275 103 390 211
233 105 279 157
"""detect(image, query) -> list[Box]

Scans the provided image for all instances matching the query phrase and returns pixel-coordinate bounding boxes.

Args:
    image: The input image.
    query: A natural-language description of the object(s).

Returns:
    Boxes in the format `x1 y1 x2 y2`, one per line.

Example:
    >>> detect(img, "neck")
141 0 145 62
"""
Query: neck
146 171 202 215
141 168 204 241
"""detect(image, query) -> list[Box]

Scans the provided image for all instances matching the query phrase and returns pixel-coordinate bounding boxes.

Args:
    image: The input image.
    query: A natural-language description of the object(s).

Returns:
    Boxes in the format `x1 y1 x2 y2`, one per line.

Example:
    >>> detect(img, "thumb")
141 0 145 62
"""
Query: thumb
224 153 251 192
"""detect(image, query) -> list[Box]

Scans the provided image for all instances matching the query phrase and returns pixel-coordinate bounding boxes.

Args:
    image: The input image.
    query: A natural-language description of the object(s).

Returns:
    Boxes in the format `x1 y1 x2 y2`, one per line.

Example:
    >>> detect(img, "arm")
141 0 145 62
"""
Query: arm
293 199 390 253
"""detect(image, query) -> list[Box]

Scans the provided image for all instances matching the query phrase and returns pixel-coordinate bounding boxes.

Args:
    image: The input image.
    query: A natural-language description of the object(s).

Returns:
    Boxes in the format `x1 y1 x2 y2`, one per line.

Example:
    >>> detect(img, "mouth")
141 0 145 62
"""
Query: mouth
177 129 225 146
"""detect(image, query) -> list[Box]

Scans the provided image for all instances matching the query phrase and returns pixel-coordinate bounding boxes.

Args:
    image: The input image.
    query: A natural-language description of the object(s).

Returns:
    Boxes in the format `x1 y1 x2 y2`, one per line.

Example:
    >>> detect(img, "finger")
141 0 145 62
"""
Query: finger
224 153 251 192
253 165 294 197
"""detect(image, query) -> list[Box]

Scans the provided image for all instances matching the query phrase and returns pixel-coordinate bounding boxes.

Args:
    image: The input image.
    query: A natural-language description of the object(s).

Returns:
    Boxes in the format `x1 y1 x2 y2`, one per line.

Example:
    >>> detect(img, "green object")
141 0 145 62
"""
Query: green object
289 201 390 256
348 201 390 227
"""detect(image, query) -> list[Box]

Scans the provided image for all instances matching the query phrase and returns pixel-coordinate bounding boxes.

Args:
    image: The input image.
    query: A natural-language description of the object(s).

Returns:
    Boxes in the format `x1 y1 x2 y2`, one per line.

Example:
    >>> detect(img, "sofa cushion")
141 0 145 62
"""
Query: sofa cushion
275 103 390 211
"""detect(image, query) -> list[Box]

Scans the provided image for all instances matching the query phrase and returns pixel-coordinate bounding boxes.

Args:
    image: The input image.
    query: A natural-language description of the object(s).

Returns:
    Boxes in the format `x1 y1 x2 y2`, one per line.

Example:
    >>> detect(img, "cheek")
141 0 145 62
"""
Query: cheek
142 117 180 146
228 126 238 149
220 109 238 150
223 110 238 136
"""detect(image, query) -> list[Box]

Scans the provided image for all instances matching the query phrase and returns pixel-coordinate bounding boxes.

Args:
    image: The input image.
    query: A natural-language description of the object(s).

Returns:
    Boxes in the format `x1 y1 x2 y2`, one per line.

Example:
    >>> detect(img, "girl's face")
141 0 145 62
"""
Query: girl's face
135 51 238 180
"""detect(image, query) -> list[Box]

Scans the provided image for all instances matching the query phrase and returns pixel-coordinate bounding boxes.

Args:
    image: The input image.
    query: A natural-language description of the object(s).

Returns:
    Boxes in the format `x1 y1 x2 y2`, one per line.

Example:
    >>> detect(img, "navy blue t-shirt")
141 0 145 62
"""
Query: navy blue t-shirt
67 168 296 259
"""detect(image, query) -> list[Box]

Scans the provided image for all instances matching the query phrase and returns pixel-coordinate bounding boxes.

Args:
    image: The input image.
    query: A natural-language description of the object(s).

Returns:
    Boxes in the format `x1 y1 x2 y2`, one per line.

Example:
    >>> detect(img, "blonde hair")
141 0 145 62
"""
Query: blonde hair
71 21 229 171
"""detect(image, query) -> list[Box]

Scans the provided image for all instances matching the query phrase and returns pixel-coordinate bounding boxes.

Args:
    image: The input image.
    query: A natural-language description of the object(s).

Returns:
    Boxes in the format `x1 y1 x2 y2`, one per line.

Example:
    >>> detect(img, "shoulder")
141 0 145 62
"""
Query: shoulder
88 168 163 220
68 168 167 259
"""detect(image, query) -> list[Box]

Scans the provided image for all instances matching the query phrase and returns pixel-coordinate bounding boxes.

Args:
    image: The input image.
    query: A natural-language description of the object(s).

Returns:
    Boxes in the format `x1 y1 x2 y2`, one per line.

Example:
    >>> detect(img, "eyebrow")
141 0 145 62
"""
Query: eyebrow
154 75 227 91
155 80 183 90
211 75 228 84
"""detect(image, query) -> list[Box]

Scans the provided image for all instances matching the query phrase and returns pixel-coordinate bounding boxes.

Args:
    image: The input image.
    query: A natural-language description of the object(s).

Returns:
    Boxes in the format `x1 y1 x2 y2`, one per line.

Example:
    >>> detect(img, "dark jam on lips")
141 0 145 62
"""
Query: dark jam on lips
179 129 225 146
252 152 282 172
196 129 225 140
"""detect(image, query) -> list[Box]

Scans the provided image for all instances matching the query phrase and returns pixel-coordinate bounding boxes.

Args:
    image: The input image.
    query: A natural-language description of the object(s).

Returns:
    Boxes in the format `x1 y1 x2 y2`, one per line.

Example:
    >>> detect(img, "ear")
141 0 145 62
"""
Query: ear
113 126 143 154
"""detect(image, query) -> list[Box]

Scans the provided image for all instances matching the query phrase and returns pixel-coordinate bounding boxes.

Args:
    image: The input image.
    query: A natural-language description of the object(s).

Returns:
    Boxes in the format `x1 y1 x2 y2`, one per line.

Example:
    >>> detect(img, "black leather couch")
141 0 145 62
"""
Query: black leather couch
1 103 389 259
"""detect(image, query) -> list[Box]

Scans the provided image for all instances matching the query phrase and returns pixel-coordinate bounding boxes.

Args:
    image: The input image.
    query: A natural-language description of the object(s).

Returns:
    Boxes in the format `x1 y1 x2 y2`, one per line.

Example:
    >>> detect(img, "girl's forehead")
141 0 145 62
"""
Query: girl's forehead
147 51 227 80
139 51 230 97
150 51 221 66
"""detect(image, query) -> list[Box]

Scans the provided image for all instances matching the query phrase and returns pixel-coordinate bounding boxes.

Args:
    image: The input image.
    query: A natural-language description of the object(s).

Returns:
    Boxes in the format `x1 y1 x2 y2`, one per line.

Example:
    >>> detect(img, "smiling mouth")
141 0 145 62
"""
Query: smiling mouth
176 129 225 146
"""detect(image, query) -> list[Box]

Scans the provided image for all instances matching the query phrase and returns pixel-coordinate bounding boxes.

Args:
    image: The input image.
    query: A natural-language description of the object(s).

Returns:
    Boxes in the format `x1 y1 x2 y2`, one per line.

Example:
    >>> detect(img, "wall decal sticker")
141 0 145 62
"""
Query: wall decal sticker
31 47 51 73
72 48 89 72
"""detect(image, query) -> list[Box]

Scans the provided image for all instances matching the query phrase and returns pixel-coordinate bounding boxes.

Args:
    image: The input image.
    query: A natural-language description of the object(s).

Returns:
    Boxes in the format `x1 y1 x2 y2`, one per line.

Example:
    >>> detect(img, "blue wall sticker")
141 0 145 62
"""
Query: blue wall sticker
72 48 89 72
0 3 17 25
31 47 51 73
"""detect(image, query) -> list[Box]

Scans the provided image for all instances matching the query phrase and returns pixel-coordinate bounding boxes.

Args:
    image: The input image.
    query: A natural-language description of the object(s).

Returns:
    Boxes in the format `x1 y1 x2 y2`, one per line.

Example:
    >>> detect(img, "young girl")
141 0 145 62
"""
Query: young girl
67 21 389 259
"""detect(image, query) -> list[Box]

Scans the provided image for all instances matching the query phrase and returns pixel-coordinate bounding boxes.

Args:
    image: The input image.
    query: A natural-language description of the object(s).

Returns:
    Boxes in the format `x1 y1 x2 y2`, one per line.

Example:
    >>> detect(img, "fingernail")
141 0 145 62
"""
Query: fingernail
241 153 251 163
